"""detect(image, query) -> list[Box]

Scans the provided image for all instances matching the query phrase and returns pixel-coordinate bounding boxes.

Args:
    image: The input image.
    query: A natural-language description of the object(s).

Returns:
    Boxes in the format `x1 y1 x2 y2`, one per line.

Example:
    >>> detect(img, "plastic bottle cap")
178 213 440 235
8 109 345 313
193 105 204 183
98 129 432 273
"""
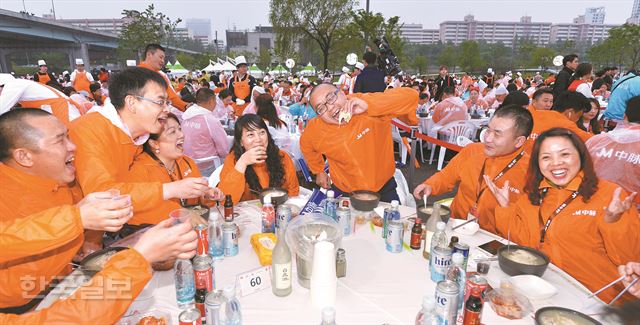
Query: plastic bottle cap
415 218 422 224
436 221 446 230
327 190 335 198
223 284 235 298
452 252 464 265
391 200 399 207
422 296 436 311
263 196 272 204
321 306 335 321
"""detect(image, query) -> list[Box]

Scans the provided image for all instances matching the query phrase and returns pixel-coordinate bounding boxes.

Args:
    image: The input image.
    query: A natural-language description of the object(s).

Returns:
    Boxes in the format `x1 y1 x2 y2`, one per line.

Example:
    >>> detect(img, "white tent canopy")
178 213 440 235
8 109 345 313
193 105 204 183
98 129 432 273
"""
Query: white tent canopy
221 61 237 72
212 62 224 72
202 61 216 72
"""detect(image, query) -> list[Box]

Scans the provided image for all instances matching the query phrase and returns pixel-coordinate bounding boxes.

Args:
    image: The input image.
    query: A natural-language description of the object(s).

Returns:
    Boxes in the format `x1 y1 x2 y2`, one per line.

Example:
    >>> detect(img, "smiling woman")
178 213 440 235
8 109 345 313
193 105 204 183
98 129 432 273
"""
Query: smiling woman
485 128 640 303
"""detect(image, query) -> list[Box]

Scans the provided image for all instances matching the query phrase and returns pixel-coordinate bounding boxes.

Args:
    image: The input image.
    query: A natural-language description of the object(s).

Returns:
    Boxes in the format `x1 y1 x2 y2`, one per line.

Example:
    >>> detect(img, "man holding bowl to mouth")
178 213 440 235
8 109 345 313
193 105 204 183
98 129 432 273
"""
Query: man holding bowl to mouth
300 84 418 202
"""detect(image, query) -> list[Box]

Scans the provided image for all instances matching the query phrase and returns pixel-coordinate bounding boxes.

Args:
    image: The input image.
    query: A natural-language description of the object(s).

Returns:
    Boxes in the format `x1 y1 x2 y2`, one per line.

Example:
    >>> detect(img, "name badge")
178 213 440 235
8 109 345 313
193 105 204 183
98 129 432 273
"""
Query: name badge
236 266 271 297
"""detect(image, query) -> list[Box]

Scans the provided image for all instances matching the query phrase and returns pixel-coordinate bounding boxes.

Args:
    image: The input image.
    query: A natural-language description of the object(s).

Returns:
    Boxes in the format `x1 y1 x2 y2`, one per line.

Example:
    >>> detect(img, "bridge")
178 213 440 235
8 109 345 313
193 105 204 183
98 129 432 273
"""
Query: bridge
0 9 200 73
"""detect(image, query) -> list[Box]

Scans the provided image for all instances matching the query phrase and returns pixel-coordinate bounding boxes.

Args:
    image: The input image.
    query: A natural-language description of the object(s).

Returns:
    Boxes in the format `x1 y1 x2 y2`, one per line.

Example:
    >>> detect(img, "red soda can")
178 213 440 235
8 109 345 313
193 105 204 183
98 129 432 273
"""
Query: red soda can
193 255 214 292
179 308 202 325
465 274 489 303
195 224 209 256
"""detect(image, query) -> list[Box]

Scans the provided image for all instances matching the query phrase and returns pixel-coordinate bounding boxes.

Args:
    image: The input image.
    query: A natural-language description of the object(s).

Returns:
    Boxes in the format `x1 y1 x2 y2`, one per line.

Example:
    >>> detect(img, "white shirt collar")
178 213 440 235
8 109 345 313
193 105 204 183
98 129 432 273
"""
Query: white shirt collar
95 98 149 145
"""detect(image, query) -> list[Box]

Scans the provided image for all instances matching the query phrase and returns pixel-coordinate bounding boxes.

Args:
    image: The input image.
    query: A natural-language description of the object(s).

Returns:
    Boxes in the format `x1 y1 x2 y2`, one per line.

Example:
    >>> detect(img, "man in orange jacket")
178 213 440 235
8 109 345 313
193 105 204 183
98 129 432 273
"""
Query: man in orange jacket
413 105 534 235
301 85 418 202
0 214 197 323
0 109 134 313
69 68 212 242
138 44 189 112
528 90 592 142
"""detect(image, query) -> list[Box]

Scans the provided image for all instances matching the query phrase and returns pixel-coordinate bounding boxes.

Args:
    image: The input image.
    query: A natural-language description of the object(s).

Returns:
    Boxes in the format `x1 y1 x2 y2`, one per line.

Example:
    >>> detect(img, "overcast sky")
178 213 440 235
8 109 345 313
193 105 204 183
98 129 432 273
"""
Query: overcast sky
1 0 635 42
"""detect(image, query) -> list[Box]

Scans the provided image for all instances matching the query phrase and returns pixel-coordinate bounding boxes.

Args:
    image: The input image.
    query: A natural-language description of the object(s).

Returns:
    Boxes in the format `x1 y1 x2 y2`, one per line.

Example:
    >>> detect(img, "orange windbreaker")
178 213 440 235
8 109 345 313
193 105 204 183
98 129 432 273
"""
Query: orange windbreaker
217 151 299 204
0 249 151 324
495 174 640 303
424 143 529 235
138 61 188 111
300 87 419 193
527 105 592 142
127 153 203 225
0 164 83 308
69 112 164 226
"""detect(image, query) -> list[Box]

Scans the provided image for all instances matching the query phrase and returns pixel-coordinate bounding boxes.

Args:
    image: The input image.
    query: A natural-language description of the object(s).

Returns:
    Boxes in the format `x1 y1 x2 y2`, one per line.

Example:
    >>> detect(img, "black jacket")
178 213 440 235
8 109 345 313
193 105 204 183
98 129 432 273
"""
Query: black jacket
353 66 386 93
553 67 574 98
434 75 454 101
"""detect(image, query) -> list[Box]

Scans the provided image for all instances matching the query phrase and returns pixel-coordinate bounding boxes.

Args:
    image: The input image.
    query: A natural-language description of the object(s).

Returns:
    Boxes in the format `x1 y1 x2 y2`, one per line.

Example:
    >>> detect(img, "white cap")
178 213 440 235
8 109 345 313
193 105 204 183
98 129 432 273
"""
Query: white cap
341 66 350 73
422 296 436 311
487 68 493 74
391 200 399 207
355 62 365 70
38 60 47 66
263 196 272 205
327 190 335 198
517 72 522 76
436 221 446 231
126 60 136 67
75 59 84 65
452 252 464 265
234 55 247 66
495 84 509 95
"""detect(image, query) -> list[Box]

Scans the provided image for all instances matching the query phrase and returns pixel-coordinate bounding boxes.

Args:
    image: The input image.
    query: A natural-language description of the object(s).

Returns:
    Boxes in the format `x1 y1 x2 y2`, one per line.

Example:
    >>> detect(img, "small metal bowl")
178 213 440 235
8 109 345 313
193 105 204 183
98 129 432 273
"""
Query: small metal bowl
260 187 289 206
535 306 602 325
80 247 127 276
497 245 550 277
349 190 380 211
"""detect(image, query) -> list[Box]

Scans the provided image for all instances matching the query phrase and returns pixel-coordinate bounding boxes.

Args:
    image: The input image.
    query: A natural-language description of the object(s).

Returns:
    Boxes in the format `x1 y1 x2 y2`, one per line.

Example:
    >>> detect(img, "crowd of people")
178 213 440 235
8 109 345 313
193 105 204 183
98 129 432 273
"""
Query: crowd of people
0 42 639 323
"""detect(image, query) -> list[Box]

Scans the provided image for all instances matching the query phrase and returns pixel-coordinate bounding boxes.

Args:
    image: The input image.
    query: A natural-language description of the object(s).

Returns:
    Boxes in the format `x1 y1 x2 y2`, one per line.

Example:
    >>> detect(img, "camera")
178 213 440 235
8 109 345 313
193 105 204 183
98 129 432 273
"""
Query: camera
374 37 402 77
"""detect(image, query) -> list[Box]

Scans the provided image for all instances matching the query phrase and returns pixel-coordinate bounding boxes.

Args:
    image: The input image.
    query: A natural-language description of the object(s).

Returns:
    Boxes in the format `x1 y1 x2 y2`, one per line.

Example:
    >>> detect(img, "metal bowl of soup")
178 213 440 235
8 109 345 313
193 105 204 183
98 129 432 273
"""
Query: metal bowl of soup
498 245 550 277
535 307 602 325
349 190 380 211
260 187 289 206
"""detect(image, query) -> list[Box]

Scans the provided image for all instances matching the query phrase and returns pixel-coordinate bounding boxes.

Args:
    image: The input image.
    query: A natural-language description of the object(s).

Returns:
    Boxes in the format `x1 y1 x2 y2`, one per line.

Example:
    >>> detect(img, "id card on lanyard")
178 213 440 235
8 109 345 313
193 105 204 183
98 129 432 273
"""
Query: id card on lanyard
538 188 579 245
470 150 525 219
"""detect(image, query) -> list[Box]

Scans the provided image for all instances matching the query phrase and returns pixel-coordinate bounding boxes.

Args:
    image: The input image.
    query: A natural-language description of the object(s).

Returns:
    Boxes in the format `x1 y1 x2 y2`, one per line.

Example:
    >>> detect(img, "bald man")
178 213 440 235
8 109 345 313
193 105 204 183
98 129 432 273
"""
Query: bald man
0 109 133 313
300 84 418 202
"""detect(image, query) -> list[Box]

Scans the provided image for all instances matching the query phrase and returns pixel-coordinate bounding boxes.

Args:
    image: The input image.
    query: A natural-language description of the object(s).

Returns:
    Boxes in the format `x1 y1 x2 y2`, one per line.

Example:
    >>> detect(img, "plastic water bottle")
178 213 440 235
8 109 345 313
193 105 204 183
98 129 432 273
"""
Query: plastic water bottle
173 259 196 309
429 222 448 269
208 210 224 260
415 296 438 325
323 190 337 221
320 306 337 325
389 200 401 221
223 284 242 325
446 253 467 314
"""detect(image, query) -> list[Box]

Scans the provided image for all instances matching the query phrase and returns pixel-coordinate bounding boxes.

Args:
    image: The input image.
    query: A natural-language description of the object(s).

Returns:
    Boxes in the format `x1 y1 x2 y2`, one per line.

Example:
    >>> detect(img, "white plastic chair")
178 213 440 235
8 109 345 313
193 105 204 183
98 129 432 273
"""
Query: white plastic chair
479 128 488 143
429 120 476 170
208 164 224 187
456 136 474 147
393 168 416 207
391 125 409 164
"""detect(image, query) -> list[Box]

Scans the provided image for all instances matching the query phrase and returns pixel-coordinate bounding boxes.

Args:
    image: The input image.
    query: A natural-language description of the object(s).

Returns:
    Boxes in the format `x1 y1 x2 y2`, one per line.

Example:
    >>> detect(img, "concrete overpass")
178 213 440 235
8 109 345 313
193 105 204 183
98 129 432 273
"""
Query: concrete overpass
0 9 201 73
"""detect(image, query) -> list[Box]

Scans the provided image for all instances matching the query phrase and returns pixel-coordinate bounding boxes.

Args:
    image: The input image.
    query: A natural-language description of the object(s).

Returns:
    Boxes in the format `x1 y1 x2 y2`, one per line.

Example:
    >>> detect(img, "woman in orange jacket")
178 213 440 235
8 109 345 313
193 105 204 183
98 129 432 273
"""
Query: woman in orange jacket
217 114 299 204
485 128 639 303
128 113 224 225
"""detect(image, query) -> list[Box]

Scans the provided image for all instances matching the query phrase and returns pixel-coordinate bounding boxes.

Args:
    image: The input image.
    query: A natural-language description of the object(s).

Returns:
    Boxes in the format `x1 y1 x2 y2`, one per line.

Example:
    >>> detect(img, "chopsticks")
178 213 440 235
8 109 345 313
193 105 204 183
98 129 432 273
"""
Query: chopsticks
587 275 639 305
452 218 477 230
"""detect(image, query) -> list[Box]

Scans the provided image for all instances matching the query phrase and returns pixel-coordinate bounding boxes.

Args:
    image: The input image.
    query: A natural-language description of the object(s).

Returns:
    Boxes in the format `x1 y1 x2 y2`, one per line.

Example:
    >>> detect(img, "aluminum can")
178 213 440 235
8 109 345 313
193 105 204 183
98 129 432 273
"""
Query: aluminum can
385 221 403 253
193 255 214 292
382 207 392 238
453 242 470 270
430 246 453 282
195 224 209 256
464 275 489 304
436 280 460 325
337 206 351 236
178 308 202 325
276 204 292 231
222 222 238 257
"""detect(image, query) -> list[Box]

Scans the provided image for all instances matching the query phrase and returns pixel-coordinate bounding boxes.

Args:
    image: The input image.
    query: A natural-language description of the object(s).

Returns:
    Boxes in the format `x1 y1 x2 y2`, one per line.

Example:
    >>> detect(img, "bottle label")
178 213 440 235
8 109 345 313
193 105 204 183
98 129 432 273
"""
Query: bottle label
462 310 482 325
274 262 291 290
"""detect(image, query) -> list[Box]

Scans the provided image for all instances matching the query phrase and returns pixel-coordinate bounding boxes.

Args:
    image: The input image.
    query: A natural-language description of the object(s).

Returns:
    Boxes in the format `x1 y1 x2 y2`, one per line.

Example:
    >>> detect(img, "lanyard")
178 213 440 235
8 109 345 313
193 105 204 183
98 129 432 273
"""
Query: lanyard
538 188 579 243
475 150 526 203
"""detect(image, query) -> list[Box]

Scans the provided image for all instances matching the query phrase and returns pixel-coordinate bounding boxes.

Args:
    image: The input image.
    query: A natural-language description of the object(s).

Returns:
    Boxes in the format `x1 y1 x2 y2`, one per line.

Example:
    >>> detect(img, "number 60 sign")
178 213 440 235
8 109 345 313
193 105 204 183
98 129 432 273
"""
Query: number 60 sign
236 266 272 297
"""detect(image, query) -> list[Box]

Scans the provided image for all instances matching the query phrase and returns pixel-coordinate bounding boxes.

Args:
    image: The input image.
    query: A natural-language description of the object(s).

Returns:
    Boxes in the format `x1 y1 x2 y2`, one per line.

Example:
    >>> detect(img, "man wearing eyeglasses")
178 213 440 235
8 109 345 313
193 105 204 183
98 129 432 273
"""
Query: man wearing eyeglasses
69 68 214 246
300 84 418 202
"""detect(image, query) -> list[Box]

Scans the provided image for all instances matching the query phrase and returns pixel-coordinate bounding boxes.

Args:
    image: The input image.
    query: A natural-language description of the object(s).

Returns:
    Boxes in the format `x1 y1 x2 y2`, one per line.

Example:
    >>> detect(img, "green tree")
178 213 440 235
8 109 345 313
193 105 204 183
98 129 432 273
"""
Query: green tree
118 4 181 60
438 44 457 71
257 48 273 70
529 47 556 69
411 56 428 74
457 41 484 72
269 0 355 70
481 41 511 73
589 24 640 69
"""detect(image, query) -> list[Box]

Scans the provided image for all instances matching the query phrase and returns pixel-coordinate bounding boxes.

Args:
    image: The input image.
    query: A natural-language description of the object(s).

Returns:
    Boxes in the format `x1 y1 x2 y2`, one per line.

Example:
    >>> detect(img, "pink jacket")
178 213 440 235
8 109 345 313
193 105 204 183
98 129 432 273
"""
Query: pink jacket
182 105 230 169
432 97 469 125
